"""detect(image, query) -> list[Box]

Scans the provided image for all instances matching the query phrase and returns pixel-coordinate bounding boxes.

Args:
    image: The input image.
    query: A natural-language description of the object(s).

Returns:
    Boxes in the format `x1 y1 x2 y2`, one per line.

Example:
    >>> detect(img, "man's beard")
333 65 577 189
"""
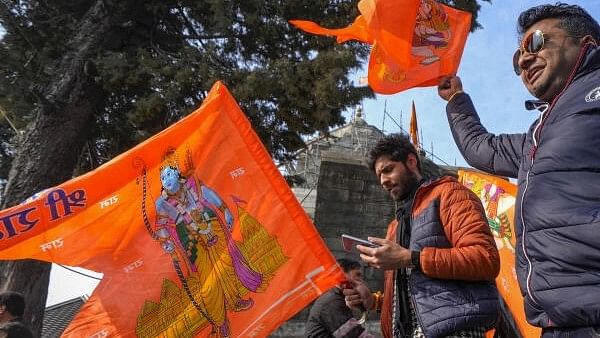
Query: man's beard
392 170 420 201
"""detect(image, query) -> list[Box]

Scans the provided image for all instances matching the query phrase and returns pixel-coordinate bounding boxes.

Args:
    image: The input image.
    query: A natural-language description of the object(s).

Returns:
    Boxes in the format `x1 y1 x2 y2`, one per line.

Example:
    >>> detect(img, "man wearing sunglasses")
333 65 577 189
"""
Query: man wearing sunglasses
438 3 600 338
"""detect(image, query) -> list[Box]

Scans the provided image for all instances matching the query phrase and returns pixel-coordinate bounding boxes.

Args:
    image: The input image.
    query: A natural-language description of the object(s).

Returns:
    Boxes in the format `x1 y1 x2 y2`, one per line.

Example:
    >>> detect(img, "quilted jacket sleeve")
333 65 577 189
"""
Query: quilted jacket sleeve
446 93 526 178
420 181 500 281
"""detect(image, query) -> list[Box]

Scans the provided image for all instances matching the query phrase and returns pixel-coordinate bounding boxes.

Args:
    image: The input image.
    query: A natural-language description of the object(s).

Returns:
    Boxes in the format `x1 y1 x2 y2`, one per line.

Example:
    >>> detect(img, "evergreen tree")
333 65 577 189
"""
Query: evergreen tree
0 0 487 334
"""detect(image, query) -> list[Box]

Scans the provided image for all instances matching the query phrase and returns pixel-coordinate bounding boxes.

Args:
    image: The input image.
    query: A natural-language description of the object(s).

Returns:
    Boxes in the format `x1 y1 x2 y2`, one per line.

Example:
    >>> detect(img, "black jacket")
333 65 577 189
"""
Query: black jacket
446 44 600 328
0 319 34 338
305 288 366 338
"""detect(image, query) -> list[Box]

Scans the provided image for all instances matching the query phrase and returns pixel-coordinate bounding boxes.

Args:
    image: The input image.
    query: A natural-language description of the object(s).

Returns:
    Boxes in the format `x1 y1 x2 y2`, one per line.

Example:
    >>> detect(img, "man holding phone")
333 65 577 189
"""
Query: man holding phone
305 258 374 338
345 134 500 338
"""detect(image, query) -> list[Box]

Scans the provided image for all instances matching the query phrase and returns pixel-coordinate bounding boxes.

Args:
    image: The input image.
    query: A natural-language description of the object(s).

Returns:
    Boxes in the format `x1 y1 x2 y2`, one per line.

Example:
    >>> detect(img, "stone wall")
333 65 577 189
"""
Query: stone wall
273 160 395 336
313 160 395 283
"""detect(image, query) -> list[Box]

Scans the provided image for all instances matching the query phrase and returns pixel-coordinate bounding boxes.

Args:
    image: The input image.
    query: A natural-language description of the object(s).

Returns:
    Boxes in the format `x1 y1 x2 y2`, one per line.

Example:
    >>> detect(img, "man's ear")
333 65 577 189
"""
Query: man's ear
582 35 598 47
405 153 419 171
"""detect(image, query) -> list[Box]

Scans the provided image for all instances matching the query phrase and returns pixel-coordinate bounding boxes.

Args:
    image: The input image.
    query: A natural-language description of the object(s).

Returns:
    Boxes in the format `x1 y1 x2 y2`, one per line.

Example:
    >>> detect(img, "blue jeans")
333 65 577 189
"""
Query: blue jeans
542 327 600 338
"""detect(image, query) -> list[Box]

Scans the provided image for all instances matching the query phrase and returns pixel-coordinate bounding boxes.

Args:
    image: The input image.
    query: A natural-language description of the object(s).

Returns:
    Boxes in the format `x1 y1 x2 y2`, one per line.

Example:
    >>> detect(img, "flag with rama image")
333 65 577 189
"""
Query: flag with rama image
0 82 343 337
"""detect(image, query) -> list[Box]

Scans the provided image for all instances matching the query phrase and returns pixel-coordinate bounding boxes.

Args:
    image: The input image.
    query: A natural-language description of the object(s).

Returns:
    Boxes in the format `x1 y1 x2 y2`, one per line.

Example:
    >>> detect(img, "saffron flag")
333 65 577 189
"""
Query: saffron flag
289 15 373 44
458 170 542 338
358 0 420 69
409 100 420 150
0 82 344 337
290 0 471 95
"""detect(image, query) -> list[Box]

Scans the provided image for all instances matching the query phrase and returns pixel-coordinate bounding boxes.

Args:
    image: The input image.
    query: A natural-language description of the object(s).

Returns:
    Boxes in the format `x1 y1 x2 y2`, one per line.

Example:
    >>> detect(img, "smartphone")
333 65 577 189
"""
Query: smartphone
341 234 380 252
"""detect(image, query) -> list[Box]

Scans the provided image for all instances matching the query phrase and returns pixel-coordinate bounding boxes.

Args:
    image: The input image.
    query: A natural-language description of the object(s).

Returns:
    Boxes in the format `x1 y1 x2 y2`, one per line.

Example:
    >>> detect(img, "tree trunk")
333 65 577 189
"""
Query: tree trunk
0 1 121 335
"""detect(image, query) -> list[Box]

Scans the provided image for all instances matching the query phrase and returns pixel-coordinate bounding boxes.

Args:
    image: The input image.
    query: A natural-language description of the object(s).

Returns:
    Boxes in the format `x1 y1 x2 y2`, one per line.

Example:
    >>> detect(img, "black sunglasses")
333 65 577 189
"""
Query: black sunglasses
513 29 545 75
512 29 581 75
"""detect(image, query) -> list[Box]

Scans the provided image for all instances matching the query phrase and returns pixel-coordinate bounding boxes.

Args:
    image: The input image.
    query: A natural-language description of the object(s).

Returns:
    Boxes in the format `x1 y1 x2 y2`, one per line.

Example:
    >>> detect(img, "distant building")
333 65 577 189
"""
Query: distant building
42 297 86 338
271 107 453 337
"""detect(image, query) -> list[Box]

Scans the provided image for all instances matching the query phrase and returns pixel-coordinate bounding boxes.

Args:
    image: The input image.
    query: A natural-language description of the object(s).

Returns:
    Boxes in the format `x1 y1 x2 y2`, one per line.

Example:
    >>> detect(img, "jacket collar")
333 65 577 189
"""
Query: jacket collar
573 43 600 80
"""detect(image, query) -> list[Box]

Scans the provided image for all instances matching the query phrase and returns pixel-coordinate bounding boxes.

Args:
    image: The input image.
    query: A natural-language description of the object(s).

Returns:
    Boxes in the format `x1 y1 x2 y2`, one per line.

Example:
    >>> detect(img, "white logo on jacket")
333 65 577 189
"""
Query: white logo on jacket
585 86 600 102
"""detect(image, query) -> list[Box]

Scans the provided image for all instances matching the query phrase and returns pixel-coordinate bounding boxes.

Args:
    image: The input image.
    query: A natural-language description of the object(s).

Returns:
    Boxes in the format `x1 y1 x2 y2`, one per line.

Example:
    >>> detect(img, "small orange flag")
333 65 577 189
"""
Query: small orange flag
0 82 343 337
369 0 471 94
409 100 420 150
459 171 542 338
291 0 471 95
358 0 420 69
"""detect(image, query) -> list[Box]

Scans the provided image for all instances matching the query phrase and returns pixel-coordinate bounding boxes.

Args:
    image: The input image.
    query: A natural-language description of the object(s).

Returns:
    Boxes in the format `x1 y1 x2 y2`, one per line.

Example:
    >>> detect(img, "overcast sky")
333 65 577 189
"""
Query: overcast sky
47 0 600 306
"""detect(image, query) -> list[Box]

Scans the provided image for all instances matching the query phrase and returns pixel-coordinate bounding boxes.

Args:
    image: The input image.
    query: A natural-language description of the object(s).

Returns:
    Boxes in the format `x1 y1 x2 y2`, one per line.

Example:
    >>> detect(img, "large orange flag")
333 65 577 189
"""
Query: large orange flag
290 0 471 95
0 82 343 337
458 170 542 338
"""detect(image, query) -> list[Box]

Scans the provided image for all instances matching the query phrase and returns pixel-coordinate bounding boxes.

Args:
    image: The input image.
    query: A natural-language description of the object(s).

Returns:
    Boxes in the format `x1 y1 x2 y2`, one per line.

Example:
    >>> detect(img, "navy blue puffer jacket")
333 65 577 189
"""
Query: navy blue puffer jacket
446 45 600 328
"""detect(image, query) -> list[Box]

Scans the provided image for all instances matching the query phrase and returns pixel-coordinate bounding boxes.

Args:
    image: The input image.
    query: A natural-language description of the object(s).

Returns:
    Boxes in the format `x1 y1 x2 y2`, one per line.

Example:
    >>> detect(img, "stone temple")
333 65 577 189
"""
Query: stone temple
271 106 456 337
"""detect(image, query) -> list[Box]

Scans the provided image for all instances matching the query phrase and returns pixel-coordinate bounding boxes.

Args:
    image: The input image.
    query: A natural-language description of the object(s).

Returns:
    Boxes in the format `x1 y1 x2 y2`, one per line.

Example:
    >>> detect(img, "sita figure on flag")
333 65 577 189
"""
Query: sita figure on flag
149 148 264 337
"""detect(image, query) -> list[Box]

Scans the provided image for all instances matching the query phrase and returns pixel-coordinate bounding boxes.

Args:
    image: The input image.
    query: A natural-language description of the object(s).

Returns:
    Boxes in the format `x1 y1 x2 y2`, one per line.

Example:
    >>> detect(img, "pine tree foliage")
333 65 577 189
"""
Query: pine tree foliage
2 0 372 171
0 0 490 175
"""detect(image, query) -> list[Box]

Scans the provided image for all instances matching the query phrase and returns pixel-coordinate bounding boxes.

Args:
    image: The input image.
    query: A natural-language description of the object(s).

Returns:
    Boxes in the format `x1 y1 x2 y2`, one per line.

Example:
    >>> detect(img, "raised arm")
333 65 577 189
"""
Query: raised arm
439 76 525 178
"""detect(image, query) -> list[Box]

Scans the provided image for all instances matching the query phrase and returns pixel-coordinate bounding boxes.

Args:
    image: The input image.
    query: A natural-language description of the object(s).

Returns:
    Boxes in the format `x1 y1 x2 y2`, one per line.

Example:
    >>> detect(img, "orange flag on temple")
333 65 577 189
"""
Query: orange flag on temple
458 170 542 338
290 0 471 95
0 82 343 337
409 100 420 150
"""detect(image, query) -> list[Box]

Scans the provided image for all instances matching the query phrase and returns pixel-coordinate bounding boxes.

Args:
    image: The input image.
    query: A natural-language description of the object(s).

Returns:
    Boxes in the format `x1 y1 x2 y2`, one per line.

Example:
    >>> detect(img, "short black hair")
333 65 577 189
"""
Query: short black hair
337 258 361 273
0 292 25 318
367 133 421 172
518 3 600 42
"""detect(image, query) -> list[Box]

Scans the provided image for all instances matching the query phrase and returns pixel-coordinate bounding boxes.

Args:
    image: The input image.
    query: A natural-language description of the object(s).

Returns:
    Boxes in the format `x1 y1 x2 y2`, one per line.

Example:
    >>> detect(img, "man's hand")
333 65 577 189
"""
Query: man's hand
438 75 464 101
357 237 412 270
342 280 374 310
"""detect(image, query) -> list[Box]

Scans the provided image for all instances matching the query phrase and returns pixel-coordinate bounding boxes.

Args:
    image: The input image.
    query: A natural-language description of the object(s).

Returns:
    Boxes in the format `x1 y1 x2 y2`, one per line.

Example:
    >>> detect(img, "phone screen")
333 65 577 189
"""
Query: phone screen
341 234 379 252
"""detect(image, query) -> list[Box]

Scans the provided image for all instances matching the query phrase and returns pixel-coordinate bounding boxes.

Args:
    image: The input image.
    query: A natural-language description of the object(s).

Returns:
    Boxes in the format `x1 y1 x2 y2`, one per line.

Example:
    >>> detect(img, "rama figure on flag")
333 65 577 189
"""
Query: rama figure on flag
460 173 515 253
458 171 540 338
149 148 264 337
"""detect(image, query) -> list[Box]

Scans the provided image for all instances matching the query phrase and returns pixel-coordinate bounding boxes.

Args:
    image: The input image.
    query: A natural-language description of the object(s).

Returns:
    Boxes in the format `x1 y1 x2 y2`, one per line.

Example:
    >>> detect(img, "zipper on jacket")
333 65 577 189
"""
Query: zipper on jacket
408 184 426 335
394 178 443 336
390 182 423 337
408 274 427 337
520 148 541 306
520 42 591 307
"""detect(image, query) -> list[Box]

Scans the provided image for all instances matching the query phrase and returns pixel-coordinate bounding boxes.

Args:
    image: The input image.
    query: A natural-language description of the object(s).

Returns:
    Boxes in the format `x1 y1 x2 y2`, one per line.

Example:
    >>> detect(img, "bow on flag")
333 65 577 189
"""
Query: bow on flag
0 82 343 337
291 0 471 94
